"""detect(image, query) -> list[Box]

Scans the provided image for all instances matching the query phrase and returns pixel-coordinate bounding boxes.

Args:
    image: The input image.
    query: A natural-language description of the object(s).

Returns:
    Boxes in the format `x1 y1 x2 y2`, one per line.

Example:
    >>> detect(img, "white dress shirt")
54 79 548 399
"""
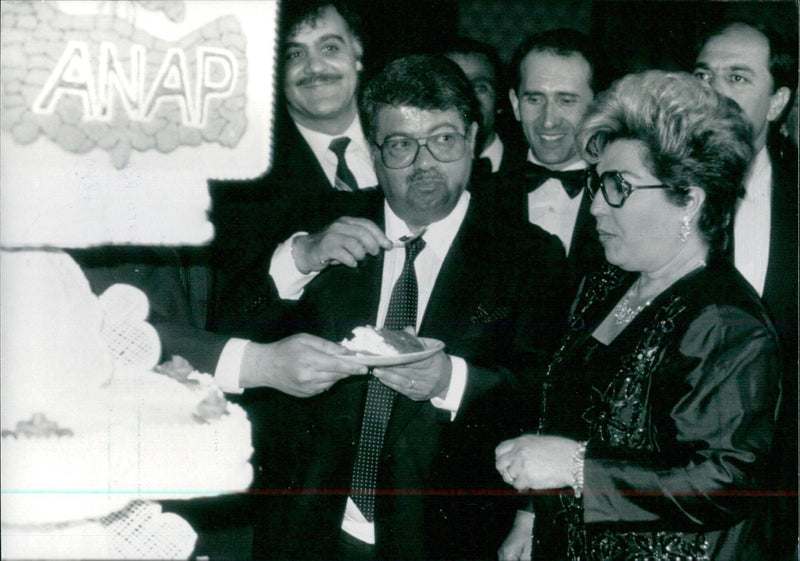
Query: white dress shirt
295 117 378 189
526 151 587 255
734 147 772 296
270 192 472 544
480 134 504 173
209 118 378 393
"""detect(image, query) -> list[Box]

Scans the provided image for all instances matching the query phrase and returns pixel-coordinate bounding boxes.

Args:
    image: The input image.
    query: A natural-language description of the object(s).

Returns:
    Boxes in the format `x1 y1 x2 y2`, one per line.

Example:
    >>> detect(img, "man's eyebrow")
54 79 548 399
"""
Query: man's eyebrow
316 33 347 43
726 64 756 75
694 61 756 75
285 34 346 49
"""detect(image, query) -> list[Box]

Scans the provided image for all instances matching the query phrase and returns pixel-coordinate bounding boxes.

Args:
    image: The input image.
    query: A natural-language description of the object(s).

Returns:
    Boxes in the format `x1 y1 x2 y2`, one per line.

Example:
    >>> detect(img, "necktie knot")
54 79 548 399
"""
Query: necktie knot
404 236 426 263
329 136 351 157
329 136 358 191
524 162 585 198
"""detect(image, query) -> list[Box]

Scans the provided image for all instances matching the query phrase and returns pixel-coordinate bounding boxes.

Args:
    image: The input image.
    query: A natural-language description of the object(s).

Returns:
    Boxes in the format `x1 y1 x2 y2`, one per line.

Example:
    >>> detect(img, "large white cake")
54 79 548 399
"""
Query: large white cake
1 250 253 528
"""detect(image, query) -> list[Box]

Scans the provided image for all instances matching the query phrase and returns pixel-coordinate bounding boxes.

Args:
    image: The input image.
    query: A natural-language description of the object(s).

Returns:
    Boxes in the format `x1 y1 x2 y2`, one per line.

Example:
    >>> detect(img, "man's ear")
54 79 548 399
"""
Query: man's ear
509 89 521 122
767 86 791 122
467 121 479 146
354 38 364 72
369 141 381 165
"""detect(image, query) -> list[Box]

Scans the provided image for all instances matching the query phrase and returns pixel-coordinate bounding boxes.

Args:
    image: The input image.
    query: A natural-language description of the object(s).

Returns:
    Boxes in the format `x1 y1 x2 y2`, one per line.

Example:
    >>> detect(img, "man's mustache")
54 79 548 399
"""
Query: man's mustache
296 73 342 87
407 169 446 185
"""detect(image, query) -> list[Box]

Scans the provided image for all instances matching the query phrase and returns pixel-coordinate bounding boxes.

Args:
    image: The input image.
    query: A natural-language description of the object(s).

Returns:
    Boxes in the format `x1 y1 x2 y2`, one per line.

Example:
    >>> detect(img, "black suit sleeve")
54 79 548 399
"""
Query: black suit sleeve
71 246 229 374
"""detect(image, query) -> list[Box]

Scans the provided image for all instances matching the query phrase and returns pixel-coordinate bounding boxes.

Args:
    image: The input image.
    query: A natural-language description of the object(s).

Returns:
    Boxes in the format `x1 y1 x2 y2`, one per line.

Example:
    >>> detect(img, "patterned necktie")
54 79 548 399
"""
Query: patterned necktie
329 136 359 192
350 236 426 521
525 161 585 198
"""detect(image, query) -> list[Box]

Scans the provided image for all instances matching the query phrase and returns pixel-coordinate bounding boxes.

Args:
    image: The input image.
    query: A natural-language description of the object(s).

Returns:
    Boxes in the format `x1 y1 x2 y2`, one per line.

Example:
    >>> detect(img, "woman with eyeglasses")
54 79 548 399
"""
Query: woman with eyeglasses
495 71 782 560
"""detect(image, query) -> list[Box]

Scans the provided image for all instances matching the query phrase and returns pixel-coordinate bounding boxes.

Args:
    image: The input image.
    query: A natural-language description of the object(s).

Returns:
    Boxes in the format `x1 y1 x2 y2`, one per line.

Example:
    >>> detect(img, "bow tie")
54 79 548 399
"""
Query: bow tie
524 162 585 198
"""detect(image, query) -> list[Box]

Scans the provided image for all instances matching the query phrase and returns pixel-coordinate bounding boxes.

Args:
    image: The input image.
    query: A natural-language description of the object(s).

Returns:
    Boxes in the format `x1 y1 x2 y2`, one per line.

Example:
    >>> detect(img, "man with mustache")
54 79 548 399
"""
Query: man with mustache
489 29 605 294
234 54 567 560
210 0 376 309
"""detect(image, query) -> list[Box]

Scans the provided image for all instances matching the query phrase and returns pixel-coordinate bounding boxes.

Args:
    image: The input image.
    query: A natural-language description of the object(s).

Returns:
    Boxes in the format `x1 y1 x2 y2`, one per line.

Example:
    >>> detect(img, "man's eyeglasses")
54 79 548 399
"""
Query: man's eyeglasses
585 168 670 208
374 132 468 169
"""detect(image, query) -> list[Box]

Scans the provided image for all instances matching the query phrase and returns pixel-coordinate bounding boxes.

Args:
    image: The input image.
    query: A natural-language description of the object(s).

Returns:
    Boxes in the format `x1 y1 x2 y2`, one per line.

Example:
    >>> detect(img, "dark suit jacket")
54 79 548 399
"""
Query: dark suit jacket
473 160 606 297
763 134 798 362
760 133 799 561
70 246 227 374
225 193 568 560
209 108 376 323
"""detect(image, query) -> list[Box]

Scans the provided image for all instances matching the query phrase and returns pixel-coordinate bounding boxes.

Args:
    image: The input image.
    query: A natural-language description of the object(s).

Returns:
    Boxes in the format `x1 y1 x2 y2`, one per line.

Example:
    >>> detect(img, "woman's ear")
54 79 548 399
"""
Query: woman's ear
684 186 707 221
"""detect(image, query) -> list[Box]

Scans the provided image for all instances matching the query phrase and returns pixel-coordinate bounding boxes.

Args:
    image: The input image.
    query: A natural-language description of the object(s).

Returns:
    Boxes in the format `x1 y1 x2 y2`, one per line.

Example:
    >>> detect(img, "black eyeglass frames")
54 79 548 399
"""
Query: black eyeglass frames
584 168 670 208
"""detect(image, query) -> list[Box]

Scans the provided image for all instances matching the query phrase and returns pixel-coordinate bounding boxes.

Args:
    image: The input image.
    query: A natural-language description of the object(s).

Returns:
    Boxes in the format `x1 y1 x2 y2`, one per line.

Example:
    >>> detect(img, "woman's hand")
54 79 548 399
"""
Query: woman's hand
495 434 579 491
497 510 534 561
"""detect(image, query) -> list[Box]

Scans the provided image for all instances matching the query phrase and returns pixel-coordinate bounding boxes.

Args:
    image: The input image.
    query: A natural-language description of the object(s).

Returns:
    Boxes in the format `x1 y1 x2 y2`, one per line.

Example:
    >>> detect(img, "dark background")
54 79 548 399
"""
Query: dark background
338 0 798 145
349 0 797 78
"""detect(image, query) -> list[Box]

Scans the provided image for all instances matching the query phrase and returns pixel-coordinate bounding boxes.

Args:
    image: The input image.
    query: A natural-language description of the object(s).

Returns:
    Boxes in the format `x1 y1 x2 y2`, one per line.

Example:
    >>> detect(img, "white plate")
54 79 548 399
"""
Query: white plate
338 337 445 367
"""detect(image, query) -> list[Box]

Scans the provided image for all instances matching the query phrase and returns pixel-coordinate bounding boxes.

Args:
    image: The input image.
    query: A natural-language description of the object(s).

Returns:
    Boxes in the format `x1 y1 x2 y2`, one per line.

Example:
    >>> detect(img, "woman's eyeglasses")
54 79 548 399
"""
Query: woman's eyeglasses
585 168 670 208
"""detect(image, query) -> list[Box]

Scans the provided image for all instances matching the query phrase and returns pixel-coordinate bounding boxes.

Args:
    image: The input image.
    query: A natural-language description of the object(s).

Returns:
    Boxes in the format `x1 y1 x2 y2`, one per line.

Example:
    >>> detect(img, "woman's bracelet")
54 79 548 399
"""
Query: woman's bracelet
571 441 588 498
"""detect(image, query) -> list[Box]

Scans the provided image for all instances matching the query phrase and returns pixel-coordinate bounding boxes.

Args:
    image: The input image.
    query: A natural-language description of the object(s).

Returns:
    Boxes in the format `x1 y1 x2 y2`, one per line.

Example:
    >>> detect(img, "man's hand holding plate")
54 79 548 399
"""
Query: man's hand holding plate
373 350 452 401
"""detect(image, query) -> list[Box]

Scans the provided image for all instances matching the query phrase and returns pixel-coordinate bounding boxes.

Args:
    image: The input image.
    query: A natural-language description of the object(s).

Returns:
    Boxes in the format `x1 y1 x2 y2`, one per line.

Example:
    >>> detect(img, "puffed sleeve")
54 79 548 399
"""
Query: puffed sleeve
582 305 782 527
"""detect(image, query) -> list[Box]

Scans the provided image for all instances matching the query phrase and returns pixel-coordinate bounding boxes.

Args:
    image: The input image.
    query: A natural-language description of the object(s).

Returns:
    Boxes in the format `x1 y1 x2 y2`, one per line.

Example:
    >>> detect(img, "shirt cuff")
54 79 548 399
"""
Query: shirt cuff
213 338 249 394
269 232 319 300
430 355 467 421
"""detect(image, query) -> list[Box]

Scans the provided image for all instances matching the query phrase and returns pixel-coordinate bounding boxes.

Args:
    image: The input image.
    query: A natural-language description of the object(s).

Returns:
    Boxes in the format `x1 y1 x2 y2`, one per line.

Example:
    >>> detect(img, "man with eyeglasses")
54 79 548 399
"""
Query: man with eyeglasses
492 29 606 294
238 54 566 560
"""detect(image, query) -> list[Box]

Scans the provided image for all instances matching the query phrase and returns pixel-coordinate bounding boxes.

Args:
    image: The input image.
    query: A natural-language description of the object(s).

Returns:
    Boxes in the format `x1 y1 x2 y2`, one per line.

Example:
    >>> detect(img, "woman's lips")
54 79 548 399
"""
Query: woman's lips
597 229 615 241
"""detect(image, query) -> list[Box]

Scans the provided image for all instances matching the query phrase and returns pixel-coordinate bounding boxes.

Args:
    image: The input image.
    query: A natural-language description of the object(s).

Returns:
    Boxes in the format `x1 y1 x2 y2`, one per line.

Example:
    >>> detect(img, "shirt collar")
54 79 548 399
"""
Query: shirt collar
384 190 471 261
294 116 370 161
744 146 772 203
526 150 588 171
479 135 504 172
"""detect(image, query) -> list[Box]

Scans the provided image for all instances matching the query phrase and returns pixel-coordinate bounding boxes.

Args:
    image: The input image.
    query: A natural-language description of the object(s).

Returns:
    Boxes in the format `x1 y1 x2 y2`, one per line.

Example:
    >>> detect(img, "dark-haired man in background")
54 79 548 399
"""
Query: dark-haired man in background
489 29 605 294
444 37 521 176
694 20 798 561
211 1 377 305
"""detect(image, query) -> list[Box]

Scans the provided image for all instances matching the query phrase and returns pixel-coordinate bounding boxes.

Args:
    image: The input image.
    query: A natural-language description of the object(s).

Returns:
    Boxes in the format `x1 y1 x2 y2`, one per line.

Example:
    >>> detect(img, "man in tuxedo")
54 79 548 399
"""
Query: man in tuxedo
444 37 520 176
238 55 567 560
694 20 798 561
489 29 605 294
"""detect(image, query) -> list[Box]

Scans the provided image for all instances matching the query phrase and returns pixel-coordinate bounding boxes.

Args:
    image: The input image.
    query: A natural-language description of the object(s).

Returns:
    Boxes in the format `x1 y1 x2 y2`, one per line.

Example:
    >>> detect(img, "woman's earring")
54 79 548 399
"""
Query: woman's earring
679 215 691 243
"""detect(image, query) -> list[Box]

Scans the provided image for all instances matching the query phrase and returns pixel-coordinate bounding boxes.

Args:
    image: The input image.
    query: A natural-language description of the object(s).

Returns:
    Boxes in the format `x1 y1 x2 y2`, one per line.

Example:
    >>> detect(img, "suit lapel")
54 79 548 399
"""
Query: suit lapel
762 152 798 316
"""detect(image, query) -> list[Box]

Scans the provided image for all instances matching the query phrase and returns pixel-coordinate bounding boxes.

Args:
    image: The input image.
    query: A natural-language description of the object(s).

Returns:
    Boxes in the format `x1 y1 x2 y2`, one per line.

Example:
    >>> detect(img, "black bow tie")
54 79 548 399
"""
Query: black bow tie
524 162 585 198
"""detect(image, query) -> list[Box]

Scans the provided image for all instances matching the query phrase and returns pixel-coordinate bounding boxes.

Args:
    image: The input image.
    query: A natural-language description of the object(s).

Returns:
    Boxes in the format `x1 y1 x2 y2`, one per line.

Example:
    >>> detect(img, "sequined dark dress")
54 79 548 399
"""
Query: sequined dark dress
531 260 782 560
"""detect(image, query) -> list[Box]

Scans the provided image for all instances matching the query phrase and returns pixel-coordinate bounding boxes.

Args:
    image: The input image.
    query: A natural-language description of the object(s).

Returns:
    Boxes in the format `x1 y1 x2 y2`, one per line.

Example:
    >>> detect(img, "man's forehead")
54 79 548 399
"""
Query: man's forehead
448 53 495 79
376 106 466 134
288 6 353 43
698 27 770 71
521 51 591 81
